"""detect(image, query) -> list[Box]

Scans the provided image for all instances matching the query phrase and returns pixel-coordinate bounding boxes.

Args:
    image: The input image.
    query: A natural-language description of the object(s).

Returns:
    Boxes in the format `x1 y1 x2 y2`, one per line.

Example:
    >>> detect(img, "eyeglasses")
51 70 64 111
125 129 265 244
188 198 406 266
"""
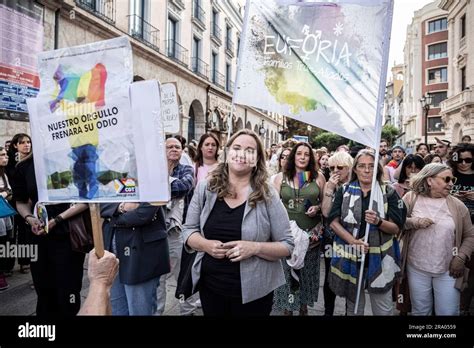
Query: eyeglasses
166 145 182 150
356 163 375 171
329 165 345 171
434 176 457 184
280 155 288 160
455 158 473 164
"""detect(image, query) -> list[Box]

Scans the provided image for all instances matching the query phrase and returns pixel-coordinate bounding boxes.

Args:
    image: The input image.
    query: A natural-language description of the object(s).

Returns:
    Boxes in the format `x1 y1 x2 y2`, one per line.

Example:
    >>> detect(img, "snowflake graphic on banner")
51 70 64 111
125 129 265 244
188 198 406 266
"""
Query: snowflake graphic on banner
333 22 344 36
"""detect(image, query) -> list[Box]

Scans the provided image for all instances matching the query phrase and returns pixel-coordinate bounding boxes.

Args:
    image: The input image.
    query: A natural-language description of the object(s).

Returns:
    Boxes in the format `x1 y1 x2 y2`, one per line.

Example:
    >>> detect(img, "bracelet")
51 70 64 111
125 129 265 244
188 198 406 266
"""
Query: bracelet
324 192 335 198
455 255 466 263
54 215 64 224
24 214 35 225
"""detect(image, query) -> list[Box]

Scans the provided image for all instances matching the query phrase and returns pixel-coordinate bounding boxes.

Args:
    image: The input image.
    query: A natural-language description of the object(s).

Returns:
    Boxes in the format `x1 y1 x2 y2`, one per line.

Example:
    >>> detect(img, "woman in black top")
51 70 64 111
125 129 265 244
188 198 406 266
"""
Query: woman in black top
6 133 32 273
13 154 88 316
448 143 474 315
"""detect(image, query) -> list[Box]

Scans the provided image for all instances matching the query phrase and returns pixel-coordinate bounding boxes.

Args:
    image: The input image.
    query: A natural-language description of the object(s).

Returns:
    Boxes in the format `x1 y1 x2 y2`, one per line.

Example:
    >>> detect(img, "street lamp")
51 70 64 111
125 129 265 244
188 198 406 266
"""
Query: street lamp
259 120 266 136
419 93 432 145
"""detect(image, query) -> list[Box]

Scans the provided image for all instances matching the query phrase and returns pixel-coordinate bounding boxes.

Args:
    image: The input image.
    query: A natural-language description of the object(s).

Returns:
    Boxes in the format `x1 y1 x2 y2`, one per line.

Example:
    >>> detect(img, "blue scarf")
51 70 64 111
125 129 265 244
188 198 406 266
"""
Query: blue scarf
328 181 401 302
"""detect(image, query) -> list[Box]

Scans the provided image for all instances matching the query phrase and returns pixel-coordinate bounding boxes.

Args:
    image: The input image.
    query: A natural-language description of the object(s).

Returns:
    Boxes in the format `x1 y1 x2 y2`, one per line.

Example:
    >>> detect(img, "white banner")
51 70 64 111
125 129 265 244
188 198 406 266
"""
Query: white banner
234 0 394 147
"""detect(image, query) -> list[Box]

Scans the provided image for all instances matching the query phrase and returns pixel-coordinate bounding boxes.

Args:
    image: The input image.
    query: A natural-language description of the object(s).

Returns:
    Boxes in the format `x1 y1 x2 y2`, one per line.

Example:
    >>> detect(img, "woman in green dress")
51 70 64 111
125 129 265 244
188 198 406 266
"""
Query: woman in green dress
273 142 326 315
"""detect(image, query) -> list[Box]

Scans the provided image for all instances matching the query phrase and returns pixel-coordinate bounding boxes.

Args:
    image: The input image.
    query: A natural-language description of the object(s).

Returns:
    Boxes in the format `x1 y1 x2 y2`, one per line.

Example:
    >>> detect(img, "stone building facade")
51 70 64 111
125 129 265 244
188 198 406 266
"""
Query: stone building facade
439 0 474 143
0 0 286 149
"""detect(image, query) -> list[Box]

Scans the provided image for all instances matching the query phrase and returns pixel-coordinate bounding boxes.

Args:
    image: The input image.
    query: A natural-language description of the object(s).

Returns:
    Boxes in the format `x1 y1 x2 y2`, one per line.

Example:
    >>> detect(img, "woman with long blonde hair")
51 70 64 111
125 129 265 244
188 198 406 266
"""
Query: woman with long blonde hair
183 129 294 316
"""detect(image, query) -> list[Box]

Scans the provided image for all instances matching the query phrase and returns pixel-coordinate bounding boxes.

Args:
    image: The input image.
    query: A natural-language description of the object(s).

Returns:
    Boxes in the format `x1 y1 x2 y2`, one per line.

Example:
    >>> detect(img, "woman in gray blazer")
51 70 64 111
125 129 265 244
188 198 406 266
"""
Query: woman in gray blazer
183 129 294 316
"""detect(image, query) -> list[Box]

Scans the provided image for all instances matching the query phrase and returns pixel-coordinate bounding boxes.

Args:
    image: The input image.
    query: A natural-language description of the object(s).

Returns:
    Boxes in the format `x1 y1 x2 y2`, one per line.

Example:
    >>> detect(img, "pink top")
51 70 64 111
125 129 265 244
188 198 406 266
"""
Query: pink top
196 163 217 184
408 195 455 274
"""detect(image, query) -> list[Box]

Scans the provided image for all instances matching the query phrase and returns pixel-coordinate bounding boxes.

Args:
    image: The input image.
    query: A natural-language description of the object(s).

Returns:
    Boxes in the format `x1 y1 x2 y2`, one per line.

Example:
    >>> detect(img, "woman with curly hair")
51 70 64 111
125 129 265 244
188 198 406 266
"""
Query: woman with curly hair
183 129 294 316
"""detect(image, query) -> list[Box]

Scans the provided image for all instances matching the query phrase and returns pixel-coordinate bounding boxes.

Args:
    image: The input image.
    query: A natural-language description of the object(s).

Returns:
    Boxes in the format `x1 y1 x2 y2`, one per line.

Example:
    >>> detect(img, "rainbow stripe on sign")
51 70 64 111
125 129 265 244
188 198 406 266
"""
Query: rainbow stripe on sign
49 63 107 113
296 171 311 189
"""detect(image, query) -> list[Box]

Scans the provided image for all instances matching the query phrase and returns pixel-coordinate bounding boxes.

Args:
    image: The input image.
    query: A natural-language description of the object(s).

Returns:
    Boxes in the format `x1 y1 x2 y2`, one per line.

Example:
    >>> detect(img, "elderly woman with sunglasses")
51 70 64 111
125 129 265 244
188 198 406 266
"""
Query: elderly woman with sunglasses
270 148 292 185
402 163 474 315
327 149 405 315
320 151 353 315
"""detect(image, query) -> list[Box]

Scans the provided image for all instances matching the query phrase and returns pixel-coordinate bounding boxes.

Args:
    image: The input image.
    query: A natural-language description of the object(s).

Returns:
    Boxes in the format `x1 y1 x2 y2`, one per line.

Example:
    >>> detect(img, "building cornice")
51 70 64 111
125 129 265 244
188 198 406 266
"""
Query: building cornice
438 0 454 11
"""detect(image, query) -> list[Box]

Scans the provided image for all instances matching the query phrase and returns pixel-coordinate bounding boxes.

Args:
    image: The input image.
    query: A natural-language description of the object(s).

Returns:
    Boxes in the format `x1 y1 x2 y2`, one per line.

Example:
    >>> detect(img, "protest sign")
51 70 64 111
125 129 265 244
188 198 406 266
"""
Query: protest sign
27 36 169 203
161 82 180 134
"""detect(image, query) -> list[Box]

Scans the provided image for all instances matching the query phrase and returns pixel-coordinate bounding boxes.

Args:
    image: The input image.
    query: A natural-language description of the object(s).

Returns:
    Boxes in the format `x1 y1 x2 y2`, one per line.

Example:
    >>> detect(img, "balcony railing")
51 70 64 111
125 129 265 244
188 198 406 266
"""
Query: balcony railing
192 2 206 28
211 22 222 44
191 57 209 79
166 40 189 67
226 80 234 93
440 88 473 114
128 15 160 51
76 0 116 24
226 39 234 57
212 70 225 89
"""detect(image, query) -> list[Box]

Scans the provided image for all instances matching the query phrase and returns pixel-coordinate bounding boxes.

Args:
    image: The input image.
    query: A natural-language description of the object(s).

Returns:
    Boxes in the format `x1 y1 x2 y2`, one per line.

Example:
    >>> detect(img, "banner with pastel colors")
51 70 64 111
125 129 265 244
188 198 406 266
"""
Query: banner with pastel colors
233 0 394 147
28 37 169 203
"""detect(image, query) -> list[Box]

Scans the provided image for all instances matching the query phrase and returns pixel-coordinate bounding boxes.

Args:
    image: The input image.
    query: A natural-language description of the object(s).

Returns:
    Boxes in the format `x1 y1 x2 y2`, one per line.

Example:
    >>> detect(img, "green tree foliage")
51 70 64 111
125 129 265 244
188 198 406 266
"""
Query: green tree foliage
311 132 348 151
286 118 323 138
381 124 400 146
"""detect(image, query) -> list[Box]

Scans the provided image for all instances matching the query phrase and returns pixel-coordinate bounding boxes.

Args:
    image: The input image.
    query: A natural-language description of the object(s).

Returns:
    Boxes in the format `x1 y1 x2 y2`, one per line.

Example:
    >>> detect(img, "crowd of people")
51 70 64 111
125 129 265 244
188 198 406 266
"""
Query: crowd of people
0 130 473 317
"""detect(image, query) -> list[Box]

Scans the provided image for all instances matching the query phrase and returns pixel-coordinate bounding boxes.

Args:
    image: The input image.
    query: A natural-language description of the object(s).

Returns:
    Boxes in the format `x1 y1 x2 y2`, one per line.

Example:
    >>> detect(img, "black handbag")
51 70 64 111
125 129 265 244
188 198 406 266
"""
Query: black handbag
175 186 207 300
175 247 198 300
68 209 94 253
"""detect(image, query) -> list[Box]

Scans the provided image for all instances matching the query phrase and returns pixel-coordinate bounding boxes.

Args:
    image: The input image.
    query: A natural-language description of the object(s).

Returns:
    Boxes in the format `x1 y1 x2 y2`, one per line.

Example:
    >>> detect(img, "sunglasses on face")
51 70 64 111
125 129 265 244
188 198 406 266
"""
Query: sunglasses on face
435 176 457 184
329 165 345 171
455 158 473 164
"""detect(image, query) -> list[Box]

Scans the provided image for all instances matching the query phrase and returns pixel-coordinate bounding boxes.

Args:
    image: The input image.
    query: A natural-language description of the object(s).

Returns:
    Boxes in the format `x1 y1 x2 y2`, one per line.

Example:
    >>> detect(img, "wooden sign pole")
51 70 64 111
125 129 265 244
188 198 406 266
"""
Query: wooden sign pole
89 203 104 258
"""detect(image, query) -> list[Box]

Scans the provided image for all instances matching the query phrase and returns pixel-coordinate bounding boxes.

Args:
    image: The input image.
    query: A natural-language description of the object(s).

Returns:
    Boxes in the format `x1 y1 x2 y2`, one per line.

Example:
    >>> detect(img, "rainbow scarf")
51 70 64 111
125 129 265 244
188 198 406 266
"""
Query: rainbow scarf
295 171 311 189
386 159 400 168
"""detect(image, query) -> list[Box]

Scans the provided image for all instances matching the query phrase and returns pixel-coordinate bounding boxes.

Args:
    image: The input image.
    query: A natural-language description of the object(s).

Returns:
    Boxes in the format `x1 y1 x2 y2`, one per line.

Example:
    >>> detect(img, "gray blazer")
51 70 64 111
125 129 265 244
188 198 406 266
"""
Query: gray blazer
182 180 294 304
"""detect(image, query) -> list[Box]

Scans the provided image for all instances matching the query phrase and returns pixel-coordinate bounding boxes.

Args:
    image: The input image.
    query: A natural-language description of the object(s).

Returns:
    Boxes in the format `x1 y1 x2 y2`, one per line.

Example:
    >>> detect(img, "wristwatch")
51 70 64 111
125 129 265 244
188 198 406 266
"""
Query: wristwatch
376 218 383 227
54 215 64 224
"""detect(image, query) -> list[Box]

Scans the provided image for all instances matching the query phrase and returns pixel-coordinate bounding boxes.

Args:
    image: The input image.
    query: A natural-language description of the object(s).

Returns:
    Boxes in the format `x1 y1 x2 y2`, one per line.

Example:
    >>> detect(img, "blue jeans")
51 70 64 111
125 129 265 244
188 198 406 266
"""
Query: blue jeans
110 276 160 315
71 144 99 199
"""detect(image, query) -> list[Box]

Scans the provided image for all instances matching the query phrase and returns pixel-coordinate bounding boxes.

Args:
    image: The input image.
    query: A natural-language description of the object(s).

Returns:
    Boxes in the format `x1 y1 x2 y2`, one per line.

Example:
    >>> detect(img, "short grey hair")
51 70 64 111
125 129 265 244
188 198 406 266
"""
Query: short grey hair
350 149 384 184
328 151 353 168
410 163 452 195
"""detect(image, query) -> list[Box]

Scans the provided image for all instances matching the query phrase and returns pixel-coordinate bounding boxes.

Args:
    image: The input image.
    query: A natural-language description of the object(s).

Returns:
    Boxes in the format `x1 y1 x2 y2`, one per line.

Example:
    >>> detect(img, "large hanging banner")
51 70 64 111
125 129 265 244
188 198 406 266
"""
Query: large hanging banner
0 0 43 122
27 36 169 203
234 0 393 147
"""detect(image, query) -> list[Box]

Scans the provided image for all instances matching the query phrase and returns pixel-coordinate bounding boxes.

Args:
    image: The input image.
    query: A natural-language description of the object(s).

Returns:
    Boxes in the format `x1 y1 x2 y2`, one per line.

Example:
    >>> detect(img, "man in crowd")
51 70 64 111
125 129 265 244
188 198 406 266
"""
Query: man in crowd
462 135 472 144
384 145 405 183
379 139 390 167
434 137 451 164
156 137 196 315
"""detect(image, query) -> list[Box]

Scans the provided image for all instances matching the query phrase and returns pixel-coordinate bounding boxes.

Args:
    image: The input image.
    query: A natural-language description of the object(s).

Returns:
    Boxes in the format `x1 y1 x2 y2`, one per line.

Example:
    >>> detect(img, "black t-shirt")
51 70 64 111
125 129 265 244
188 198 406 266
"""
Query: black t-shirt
327 185 406 239
11 157 38 206
452 171 474 222
201 199 245 298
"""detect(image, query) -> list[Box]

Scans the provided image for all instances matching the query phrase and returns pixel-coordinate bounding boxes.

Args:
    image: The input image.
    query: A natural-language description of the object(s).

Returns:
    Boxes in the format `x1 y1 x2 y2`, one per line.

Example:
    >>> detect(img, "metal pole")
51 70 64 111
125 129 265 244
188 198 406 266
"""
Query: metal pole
424 106 428 145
